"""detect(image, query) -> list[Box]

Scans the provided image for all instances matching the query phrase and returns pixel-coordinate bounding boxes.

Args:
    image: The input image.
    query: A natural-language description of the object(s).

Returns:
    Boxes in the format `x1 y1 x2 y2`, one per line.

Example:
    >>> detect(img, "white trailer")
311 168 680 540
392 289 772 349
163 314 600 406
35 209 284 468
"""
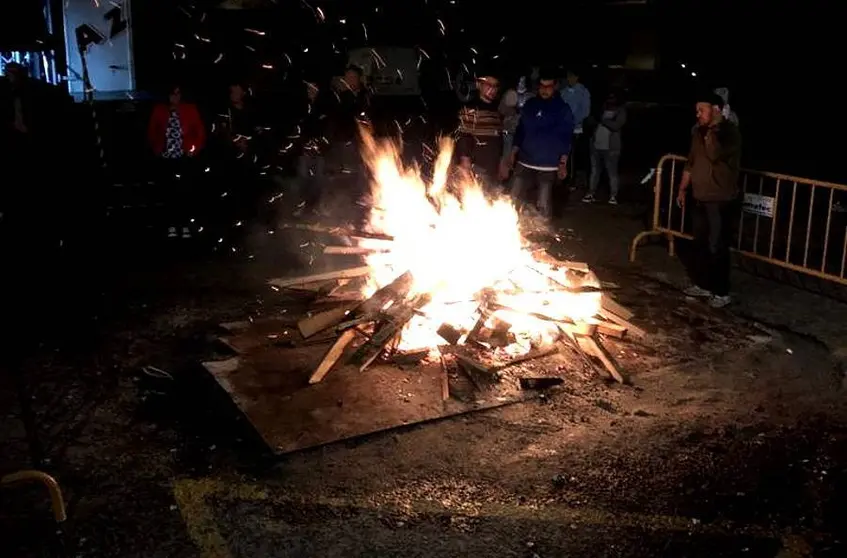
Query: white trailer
347 46 420 97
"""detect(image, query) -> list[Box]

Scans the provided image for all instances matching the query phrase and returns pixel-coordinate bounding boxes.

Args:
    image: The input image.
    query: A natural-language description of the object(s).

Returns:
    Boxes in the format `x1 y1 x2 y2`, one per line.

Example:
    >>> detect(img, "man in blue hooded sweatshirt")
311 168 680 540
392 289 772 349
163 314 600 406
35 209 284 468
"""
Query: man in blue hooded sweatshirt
502 71 574 219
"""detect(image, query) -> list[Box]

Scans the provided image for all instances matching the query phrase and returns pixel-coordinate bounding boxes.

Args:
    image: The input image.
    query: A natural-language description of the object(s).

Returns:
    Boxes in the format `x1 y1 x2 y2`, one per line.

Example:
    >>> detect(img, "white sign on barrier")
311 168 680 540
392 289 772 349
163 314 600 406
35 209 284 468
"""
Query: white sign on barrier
742 193 775 218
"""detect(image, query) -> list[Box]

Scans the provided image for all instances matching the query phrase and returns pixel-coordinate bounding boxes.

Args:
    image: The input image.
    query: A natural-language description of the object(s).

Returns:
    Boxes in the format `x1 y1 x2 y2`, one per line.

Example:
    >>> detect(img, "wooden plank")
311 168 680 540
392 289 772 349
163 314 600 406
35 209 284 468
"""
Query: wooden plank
309 329 358 384
297 303 360 338
577 335 627 384
353 293 432 366
560 260 590 272
574 336 608 379
268 267 371 289
464 290 497 344
493 345 561 371
525 264 606 294
600 294 634 320
323 245 390 255
436 323 462 345
530 249 590 272
217 319 299 354
598 309 647 339
277 222 394 241
589 336 628 384
201 351 536 455
354 271 414 319
285 279 338 293
313 293 366 304
561 321 597 337
453 352 495 377
592 320 627 339
359 346 385 373
440 359 450 400
392 349 430 366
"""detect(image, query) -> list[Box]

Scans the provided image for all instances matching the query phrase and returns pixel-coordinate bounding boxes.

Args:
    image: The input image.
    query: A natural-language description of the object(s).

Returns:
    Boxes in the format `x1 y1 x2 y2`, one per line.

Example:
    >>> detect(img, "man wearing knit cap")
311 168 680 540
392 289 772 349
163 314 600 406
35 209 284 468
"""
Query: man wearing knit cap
676 91 742 308
455 67 504 187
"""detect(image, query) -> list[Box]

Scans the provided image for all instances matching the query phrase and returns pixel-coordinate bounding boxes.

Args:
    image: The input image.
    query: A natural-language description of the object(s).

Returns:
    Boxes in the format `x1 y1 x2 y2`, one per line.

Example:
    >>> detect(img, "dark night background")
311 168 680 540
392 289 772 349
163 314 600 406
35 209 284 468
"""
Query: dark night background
120 0 844 181
5 0 839 179
3 3 847 558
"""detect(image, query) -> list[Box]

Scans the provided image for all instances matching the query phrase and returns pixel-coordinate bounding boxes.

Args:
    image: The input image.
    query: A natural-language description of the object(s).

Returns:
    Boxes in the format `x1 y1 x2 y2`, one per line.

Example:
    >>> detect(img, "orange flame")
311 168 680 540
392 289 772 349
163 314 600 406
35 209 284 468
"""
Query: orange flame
358 131 600 354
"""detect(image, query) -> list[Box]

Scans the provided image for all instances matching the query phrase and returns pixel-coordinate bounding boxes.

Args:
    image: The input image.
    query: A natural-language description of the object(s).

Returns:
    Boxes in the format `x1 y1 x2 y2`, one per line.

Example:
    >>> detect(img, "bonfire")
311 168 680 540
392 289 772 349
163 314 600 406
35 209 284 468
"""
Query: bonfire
271 132 643 387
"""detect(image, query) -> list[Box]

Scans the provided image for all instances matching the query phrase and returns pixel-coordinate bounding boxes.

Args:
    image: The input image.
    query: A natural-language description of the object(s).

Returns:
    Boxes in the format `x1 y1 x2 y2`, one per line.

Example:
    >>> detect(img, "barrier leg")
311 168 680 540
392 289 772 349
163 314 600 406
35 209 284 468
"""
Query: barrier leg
629 230 662 262
667 234 676 257
1 470 67 522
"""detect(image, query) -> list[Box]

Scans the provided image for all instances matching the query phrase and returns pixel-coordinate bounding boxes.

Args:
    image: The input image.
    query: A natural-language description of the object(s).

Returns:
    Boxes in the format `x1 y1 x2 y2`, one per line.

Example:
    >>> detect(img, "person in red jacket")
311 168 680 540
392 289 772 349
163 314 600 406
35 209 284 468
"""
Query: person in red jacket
148 84 205 159
147 84 206 238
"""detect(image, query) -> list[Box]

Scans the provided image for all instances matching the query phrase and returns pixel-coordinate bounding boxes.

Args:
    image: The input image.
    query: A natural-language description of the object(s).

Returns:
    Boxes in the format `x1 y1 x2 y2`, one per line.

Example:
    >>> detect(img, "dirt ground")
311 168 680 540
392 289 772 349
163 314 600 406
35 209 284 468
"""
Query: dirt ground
2 204 847 558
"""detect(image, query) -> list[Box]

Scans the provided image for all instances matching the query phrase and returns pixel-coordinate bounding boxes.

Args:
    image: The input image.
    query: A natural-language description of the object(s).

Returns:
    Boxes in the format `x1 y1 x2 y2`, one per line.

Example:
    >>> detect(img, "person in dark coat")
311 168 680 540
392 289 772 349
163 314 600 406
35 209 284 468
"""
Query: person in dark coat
502 70 574 219
676 92 742 308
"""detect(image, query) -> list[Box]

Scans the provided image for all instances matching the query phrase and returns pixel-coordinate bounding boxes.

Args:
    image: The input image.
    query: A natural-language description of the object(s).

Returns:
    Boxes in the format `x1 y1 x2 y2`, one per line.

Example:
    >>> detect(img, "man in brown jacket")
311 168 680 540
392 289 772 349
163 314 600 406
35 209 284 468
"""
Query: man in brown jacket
676 92 742 308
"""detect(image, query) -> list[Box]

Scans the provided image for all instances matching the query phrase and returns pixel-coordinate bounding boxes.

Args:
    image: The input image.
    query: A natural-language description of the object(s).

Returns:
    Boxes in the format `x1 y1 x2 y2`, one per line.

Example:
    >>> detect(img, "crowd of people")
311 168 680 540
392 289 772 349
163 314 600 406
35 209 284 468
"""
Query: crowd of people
2 60 742 307
454 66 630 214
142 63 643 240
454 67 742 308
141 64 372 237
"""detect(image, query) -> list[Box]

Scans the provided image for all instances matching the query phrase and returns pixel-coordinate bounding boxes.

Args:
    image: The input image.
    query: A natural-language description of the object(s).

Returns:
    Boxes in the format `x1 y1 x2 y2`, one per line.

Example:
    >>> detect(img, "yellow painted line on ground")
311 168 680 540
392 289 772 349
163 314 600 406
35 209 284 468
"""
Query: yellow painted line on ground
172 478 269 558
172 477 811 558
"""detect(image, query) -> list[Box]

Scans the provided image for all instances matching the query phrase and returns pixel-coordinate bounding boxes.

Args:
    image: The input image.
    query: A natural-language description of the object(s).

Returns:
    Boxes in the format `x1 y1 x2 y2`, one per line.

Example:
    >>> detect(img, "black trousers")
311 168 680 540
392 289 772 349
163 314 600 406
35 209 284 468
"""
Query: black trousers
155 157 202 228
296 152 326 212
221 154 261 223
685 200 737 296
567 132 589 186
510 165 557 218
322 141 369 225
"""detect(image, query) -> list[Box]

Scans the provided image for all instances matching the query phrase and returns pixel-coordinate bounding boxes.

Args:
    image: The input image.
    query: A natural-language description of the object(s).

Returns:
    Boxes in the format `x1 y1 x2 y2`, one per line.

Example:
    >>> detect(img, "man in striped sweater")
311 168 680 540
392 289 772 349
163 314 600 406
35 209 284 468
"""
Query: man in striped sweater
455 73 503 188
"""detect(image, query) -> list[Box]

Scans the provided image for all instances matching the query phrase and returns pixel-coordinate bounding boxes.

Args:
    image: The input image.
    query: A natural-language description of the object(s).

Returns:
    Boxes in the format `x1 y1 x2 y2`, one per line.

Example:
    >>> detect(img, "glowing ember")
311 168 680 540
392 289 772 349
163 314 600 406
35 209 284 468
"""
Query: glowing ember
356 132 601 355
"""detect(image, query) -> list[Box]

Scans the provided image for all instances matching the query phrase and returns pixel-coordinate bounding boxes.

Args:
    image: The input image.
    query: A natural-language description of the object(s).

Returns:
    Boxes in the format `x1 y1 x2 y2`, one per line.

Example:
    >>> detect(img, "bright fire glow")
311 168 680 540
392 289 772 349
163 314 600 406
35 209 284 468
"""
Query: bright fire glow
357 132 600 354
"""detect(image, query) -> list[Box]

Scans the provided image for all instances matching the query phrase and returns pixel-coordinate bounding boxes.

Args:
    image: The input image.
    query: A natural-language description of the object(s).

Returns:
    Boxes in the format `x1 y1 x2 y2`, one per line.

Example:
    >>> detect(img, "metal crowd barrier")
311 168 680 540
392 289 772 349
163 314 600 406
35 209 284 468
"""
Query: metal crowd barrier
630 154 847 287
1 469 67 522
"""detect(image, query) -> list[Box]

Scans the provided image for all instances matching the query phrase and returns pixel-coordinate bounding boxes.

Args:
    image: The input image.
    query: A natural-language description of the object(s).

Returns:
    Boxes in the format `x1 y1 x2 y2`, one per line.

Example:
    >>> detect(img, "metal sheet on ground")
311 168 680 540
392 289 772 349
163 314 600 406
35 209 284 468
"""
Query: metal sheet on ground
201 334 536 455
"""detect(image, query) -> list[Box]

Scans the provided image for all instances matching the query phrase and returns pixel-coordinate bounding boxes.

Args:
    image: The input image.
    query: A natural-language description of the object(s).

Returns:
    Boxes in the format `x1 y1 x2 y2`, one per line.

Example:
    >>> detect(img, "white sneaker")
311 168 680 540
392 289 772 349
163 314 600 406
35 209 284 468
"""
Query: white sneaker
181 226 191 239
708 295 731 308
582 194 595 203
168 226 177 238
608 196 618 205
683 285 712 298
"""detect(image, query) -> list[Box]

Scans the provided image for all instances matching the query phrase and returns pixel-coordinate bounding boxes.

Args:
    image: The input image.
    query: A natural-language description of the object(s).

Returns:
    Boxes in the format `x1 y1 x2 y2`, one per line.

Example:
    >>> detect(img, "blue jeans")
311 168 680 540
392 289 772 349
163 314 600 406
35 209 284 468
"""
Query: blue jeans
588 149 620 197
502 131 514 160
510 164 557 219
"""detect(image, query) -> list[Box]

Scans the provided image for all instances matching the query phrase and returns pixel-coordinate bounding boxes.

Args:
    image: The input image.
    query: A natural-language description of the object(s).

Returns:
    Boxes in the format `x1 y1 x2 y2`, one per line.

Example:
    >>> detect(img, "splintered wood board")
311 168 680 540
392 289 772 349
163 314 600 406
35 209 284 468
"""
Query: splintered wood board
202 329 536 455
268 267 371 289
217 318 298 354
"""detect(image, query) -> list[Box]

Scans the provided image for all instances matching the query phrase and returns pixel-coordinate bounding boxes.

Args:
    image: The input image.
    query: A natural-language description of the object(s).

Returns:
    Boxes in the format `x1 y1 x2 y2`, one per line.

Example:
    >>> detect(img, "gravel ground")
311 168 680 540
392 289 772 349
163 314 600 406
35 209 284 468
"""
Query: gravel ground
2 203 846 558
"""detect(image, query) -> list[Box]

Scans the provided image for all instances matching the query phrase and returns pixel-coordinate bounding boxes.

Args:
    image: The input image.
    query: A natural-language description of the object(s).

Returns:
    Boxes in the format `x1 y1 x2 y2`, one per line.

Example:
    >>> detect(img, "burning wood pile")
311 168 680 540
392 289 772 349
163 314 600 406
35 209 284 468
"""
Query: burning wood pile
268 133 646 393
271 225 643 389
